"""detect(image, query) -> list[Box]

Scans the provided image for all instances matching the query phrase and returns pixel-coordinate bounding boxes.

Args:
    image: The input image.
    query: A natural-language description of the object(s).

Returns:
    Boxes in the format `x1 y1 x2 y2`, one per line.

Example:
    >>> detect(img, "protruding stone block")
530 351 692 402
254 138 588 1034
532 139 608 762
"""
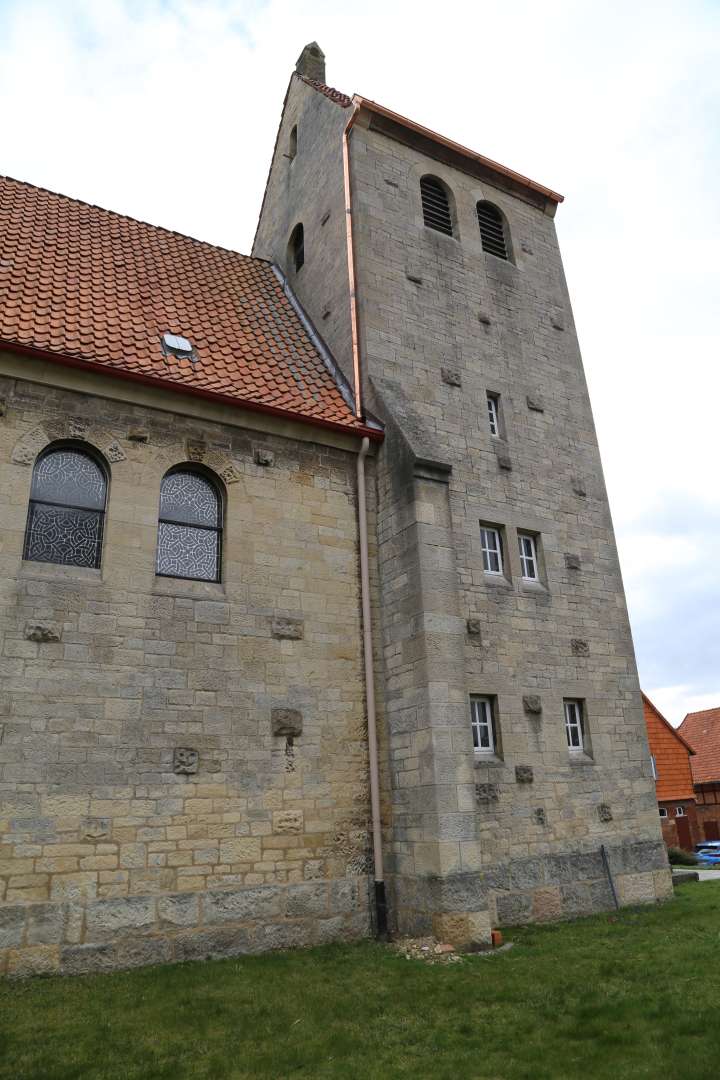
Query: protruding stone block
24 622 61 642
515 765 534 784
571 476 587 497
271 707 303 737
271 616 304 640
571 639 590 657
253 447 275 466
496 446 512 471
441 367 462 387
173 747 199 775
522 695 542 715
526 395 544 413
564 553 581 570
598 803 613 822
466 617 482 639
475 783 499 804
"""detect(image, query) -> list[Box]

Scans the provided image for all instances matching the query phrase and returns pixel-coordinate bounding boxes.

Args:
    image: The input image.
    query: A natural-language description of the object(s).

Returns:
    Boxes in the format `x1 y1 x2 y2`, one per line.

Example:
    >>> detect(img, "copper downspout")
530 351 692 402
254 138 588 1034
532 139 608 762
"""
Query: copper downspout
342 102 363 418
343 103 387 934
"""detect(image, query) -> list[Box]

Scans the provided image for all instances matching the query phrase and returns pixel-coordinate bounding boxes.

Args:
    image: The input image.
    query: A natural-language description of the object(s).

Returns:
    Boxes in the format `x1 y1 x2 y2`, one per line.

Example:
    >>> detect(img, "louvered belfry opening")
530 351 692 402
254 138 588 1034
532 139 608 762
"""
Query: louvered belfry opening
477 202 509 260
420 176 453 237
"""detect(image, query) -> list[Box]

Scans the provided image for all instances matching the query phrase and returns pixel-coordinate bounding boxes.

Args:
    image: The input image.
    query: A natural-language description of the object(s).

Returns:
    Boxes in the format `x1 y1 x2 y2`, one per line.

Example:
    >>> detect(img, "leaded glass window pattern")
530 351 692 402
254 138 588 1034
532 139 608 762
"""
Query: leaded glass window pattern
23 446 107 568
156 469 222 581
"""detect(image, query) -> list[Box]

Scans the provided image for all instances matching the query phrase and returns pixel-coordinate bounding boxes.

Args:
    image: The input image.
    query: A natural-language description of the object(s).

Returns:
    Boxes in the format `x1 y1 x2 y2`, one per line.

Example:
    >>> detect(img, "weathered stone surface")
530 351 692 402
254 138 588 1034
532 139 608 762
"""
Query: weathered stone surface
533 807 547 826
598 803 613 822
273 810 303 834
522 695 542 715
253 447 275 466
286 883 328 917
475 783 499 805
271 617 304 640
495 892 533 925
203 886 282 925
7 945 59 977
441 367 462 387
571 639 590 656
157 894 200 927
466 617 482 637
173 926 257 963
515 765 534 784
271 708 303 737
495 446 512 470
531 886 563 921
173 747 199 775
564 553 581 570
24 622 61 642
0 907 25 948
26 904 65 945
85 897 155 941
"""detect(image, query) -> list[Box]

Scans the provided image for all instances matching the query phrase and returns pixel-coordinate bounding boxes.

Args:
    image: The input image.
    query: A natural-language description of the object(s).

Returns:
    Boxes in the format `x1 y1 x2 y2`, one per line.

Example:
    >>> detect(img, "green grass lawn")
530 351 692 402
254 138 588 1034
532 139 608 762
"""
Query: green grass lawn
2 881 719 1080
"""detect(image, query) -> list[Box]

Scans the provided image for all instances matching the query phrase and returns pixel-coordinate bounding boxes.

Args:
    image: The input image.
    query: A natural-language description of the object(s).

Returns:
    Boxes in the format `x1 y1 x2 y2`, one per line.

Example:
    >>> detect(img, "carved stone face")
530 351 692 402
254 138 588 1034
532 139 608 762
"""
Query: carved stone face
173 747 199 775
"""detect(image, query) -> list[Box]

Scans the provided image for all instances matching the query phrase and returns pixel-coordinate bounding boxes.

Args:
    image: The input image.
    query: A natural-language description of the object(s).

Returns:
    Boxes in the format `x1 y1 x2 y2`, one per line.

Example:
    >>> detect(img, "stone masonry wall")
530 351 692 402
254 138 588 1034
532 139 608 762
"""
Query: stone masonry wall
0 369 371 975
350 124 671 936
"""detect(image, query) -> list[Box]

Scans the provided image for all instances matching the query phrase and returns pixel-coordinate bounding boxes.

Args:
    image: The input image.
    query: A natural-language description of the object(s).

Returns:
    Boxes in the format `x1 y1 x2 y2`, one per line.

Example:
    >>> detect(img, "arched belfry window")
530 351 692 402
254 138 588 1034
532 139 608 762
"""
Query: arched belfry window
476 201 510 260
156 466 222 582
420 176 454 237
289 223 304 272
23 443 108 568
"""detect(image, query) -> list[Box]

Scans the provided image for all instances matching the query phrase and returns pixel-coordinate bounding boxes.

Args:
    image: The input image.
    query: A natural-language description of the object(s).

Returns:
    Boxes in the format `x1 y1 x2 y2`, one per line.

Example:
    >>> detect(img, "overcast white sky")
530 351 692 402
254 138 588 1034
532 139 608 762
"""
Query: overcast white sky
1 0 718 724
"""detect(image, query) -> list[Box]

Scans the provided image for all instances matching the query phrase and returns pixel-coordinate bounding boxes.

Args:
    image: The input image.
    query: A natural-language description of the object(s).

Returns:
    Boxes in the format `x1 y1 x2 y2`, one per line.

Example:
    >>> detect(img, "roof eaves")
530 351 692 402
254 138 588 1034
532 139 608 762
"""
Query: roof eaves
642 692 696 755
0 339 383 443
353 95 564 206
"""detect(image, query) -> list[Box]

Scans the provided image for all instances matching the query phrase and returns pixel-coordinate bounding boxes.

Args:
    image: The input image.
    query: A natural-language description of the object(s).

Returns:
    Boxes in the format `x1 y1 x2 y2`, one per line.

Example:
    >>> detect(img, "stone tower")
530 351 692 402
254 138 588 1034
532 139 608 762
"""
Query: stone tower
254 49 670 942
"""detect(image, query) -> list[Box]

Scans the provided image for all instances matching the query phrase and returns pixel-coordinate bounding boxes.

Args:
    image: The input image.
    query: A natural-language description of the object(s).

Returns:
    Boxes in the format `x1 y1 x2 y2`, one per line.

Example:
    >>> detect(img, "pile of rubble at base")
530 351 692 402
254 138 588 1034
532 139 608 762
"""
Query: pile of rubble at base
391 937 463 964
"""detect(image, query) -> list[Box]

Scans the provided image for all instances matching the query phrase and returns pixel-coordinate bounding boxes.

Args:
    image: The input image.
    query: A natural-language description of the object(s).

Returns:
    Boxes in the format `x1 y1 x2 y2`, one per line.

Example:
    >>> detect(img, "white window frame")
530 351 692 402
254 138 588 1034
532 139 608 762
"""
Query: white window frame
659 807 668 819
487 394 499 437
564 699 585 752
650 754 658 780
480 527 503 575
470 696 496 755
518 533 539 581
676 805 685 817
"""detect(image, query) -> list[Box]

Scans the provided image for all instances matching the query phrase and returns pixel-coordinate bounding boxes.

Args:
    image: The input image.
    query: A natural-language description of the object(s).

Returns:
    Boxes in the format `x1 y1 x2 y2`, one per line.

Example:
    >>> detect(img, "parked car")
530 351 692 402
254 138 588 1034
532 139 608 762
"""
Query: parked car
694 842 720 865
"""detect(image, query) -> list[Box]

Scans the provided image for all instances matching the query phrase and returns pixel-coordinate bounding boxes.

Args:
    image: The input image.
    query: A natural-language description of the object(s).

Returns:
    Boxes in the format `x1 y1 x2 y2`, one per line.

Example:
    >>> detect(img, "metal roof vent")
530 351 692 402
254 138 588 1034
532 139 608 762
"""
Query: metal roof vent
162 332 197 362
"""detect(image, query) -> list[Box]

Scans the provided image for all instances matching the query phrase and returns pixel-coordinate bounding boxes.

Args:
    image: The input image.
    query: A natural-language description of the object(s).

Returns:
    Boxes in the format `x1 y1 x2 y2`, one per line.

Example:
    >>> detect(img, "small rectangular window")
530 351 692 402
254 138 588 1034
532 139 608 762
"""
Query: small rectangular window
487 394 499 437
676 806 685 817
650 754 658 780
470 696 496 754
659 807 668 819
480 527 503 575
518 534 538 581
564 699 585 752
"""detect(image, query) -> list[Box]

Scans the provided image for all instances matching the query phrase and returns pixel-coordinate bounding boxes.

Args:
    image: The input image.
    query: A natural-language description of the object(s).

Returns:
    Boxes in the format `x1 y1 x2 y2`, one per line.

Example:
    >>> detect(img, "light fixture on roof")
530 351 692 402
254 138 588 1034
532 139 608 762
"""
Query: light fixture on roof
161 332 197 363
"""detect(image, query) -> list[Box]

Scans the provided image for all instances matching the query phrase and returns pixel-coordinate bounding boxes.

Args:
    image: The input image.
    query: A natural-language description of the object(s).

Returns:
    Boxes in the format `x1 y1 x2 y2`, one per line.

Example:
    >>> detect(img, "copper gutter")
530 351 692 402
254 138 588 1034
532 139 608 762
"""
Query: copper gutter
0 339 382 443
353 95 564 206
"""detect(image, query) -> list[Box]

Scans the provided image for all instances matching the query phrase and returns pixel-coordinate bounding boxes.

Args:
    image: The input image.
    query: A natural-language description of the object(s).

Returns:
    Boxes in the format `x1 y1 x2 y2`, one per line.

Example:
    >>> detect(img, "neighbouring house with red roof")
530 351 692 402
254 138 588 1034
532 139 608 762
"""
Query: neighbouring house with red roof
679 707 720 842
0 42 670 977
642 694 699 850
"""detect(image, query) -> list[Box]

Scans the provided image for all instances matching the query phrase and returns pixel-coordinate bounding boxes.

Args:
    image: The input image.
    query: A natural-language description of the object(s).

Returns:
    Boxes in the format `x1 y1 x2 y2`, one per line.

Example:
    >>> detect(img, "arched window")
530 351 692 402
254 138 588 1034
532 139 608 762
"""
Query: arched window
156 467 222 582
420 176 454 237
476 202 510 260
23 443 108 568
289 223 304 272
288 125 298 162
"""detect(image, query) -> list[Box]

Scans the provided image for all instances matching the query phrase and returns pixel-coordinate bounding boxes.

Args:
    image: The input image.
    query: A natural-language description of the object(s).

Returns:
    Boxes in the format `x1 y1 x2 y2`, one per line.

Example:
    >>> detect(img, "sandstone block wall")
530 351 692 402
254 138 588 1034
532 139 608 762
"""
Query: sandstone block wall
0 367 371 974
349 123 670 934
252 83 671 945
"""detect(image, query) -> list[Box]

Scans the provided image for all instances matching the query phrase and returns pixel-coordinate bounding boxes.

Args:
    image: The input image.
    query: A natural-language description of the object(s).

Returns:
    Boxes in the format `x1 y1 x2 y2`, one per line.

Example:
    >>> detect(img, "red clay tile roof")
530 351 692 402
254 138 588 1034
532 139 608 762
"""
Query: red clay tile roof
0 175 372 435
679 707 720 784
295 75 352 108
642 693 695 801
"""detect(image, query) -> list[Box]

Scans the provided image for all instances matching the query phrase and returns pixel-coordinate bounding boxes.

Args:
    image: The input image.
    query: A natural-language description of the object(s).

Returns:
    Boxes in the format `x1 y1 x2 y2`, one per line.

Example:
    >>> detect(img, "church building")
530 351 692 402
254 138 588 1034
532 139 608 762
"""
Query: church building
0 44 669 976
